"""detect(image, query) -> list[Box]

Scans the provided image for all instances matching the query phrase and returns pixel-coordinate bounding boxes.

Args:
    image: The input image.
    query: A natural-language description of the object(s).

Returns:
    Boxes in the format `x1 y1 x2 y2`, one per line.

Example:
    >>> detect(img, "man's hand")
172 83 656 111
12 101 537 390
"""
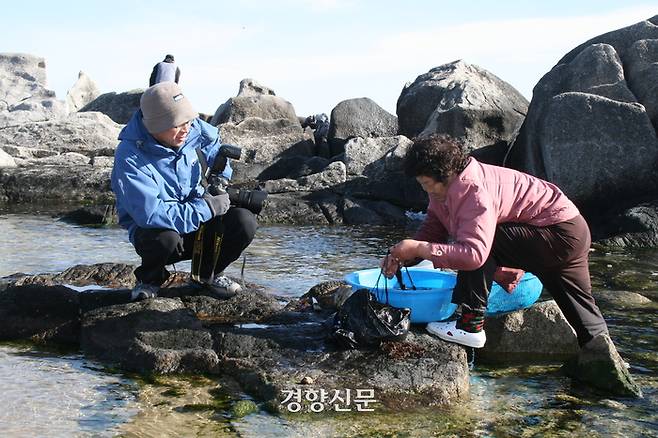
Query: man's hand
203 192 230 217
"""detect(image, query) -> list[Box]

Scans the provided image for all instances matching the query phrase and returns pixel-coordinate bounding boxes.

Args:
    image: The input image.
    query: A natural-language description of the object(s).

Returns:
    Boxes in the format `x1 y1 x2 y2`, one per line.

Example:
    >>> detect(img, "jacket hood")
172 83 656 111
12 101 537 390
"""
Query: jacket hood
118 110 203 157
118 110 152 143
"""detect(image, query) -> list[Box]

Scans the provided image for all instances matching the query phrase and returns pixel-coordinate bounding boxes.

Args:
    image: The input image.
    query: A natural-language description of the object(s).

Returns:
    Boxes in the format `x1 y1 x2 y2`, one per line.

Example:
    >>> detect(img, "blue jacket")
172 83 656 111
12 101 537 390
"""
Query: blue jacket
111 111 232 243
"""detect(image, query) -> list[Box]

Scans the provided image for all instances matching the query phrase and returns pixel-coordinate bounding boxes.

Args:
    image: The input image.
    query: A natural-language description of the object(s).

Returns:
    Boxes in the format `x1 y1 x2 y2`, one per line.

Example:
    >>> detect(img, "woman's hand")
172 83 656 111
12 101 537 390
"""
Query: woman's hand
380 252 400 278
390 239 427 262
381 239 431 278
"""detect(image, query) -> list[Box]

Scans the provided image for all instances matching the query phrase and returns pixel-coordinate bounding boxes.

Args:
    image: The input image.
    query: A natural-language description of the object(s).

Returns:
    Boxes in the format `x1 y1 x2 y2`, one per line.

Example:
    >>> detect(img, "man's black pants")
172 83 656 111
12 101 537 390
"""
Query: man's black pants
452 214 608 346
132 208 257 286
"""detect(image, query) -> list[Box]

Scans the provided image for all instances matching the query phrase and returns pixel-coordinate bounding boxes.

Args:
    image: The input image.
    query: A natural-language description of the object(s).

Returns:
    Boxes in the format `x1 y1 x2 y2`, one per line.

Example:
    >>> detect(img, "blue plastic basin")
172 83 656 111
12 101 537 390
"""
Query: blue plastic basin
343 267 543 323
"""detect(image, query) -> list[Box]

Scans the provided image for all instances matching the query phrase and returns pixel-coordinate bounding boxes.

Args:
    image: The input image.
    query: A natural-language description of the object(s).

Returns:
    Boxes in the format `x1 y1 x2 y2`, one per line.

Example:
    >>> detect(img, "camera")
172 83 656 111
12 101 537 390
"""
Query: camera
206 144 268 215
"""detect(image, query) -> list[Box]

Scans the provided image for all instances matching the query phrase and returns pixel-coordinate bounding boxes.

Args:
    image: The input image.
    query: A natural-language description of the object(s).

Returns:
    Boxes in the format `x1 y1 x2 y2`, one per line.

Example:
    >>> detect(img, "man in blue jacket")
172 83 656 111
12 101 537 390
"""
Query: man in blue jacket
111 82 257 301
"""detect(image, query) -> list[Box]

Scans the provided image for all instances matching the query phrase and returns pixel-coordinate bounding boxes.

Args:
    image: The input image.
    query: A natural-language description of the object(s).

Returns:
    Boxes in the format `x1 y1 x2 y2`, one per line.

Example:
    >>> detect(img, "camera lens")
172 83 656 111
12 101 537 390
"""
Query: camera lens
226 187 267 215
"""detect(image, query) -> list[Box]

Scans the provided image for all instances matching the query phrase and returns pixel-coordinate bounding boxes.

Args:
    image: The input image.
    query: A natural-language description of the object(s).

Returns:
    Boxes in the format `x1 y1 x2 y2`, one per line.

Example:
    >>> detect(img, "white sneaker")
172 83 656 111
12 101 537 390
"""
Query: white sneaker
426 320 486 348
131 282 159 302
204 273 242 299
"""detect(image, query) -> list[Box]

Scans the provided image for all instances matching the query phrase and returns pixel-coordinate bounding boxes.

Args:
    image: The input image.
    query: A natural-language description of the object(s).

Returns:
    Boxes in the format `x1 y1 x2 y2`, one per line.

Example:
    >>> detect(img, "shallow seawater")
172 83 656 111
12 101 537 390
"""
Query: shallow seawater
0 211 657 437
0 343 138 437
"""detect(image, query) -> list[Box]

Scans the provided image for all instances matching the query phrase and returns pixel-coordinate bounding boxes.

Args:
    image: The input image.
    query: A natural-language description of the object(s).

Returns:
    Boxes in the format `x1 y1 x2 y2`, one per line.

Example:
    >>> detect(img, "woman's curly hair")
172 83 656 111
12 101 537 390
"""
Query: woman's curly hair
403 134 469 182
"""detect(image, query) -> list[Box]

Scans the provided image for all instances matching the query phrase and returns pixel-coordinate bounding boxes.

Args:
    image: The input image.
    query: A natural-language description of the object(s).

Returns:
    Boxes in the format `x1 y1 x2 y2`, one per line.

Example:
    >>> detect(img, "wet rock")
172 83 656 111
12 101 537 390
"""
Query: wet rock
180 288 284 324
230 399 258 418
327 97 398 156
10 262 136 289
66 71 100 112
302 280 351 311
479 300 579 363
60 205 118 226
79 89 143 124
0 284 80 344
0 264 472 409
55 263 136 288
396 60 527 152
212 320 469 410
563 332 643 398
81 297 219 373
593 290 652 308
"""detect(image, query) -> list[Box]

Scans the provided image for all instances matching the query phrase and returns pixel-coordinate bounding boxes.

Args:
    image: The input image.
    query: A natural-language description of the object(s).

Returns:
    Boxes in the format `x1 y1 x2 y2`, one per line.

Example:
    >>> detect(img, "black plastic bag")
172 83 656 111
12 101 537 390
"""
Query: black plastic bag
330 289 411 349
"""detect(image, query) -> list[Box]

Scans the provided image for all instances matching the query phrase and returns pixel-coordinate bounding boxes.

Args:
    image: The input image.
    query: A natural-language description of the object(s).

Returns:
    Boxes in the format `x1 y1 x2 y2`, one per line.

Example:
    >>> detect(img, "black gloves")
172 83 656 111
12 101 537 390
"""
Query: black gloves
203 192 230 217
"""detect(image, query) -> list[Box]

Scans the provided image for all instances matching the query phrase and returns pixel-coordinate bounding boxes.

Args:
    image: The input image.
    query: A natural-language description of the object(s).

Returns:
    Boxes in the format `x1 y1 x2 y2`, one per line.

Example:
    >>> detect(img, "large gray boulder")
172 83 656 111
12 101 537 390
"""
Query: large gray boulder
506 16 658 209
596 201 658 247
219 118 314 167
211 78 299 126
343 135 412 177
66 71 100 112
0 53 68 127
479 300 579 362
0 111 120 205
256 192 338 225
327 97 397 156
0 111 121 158
0 160 114 205
396 60 528 152
340 136 427 210
79 89 143 124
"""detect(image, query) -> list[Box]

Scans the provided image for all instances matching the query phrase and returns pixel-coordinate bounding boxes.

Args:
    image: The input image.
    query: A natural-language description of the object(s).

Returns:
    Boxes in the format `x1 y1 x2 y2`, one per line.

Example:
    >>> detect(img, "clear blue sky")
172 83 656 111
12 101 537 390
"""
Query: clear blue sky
2 1 656 117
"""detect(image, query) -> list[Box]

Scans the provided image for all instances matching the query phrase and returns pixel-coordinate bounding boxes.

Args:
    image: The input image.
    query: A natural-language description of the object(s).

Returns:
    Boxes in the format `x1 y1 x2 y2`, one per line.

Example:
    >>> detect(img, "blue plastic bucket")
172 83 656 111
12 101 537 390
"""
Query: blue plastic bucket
343 267 543 323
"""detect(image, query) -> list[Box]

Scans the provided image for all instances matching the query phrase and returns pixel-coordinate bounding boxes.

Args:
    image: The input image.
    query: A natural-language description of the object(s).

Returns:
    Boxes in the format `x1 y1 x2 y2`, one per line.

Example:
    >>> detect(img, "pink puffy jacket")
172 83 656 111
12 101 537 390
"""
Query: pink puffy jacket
413 157 580 290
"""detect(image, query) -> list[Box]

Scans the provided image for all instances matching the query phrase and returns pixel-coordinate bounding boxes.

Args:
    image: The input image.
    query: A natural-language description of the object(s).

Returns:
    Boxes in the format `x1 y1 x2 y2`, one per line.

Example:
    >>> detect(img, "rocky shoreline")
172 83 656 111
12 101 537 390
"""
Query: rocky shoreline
2 262 596 410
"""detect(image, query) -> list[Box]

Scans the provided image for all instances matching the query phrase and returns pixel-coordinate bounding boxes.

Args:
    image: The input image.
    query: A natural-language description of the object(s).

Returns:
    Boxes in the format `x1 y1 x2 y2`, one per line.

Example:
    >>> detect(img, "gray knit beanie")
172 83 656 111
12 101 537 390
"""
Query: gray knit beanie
140 82 197 134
